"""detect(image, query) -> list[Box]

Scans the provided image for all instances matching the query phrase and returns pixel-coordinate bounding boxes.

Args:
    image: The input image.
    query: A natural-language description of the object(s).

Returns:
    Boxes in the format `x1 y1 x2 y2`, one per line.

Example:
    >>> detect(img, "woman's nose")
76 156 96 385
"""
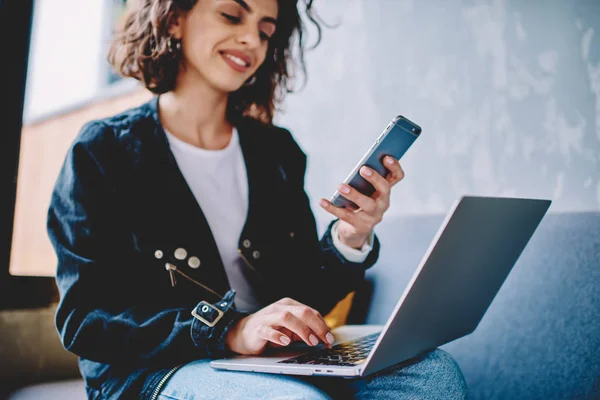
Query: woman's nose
237 26 261 49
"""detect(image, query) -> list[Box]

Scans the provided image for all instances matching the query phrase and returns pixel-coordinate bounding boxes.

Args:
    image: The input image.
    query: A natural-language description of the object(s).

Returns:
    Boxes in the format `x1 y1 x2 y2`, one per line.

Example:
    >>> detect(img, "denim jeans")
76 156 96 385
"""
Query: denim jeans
157 348 468 399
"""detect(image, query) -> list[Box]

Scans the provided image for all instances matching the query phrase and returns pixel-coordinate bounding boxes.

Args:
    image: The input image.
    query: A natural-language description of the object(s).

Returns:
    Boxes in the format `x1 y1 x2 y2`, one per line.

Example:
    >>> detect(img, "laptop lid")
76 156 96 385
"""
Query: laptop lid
361 195 551 376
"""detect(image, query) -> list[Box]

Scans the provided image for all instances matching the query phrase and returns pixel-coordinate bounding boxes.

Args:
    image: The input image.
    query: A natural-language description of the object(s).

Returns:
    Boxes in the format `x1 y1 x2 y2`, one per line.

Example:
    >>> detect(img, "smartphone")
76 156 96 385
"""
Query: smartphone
329 115 422 210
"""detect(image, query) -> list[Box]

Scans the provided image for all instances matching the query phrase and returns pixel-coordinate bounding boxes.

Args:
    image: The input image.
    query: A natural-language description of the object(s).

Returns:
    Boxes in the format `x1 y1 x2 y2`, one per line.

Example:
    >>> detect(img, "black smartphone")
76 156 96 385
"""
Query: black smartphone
329 115 422 210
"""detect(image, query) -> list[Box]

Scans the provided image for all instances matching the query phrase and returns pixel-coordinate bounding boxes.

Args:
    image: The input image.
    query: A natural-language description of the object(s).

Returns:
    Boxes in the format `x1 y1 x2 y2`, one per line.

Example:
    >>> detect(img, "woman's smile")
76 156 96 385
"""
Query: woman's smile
219 49 252 73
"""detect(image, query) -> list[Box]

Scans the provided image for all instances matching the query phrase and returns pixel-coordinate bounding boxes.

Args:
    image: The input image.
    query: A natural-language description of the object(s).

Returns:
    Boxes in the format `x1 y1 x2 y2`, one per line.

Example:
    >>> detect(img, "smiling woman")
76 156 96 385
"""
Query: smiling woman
108 0 320 123
45 0 467 399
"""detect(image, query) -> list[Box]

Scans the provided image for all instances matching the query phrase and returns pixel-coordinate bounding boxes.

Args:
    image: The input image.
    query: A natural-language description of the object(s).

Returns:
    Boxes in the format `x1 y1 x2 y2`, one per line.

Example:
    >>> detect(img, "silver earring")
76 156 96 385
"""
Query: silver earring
168 37 181 53
244 75 257 86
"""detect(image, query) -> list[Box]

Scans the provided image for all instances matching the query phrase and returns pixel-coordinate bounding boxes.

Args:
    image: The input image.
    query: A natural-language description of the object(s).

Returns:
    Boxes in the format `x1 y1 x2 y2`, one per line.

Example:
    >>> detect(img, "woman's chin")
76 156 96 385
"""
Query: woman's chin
208 74 248 94
210 82 244 95
227 83 247 93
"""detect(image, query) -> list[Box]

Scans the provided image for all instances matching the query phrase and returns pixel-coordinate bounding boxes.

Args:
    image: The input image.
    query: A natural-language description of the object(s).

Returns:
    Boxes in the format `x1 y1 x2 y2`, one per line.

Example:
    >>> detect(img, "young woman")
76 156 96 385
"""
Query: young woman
47 0 467 398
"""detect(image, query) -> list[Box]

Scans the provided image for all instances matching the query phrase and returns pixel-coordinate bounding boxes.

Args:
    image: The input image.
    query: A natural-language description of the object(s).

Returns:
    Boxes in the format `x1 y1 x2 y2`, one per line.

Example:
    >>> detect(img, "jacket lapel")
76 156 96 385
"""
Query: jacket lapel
145 96 232 298
143 97 277 301
236 119 270 238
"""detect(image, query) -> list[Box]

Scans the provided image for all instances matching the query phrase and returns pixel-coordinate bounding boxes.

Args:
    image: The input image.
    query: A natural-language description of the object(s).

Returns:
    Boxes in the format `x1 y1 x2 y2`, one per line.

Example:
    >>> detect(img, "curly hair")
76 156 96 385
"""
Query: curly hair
107 0 323 124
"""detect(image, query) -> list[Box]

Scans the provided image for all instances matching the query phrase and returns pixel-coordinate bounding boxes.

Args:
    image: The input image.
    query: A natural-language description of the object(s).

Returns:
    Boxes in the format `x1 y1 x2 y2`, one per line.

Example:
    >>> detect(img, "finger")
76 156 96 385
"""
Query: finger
274 299 331 344
359 166 391 198
290 305 335 347
320 197 375 230
335 184 378 215
268 327 305 348
320 198 360 222
277 327 295 339
257 325 292 347
268 327 297 348
383 156 405 185
269 311 322 347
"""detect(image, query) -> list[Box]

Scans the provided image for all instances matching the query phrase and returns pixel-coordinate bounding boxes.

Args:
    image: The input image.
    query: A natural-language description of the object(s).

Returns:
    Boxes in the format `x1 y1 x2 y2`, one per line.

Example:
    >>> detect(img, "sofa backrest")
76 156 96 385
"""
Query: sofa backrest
352 211 600 400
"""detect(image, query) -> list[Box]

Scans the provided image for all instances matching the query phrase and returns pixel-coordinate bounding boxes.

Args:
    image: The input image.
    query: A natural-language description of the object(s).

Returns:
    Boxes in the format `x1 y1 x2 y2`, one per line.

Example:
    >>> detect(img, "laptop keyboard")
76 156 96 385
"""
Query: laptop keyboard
277 332 381 367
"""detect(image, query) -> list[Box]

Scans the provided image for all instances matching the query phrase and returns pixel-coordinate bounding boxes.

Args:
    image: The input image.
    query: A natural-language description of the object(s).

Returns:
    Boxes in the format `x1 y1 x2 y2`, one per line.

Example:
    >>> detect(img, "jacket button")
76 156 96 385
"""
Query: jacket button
188 256 201 269
289 232 295 239
154 250 163 259
252 250 260 259
242 239 251 248
174 248 187 260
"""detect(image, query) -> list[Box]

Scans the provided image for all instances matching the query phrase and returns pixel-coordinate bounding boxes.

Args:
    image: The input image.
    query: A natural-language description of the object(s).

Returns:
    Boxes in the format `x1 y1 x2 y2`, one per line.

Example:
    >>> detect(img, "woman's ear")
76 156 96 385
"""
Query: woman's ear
167 9 184 39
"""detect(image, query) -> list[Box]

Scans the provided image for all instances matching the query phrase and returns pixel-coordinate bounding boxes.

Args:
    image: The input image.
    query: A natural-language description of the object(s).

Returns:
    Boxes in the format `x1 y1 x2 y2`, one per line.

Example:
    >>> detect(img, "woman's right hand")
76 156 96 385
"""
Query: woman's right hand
225 297 336 356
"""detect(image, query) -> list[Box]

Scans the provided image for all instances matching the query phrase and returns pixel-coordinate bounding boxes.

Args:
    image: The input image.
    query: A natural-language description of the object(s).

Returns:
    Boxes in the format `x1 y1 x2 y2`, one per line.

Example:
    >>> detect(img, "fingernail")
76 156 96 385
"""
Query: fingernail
386 157 395 165
280 336 291 345
320 199 328 208
309 334 319 346
361 166 372 176
326 332 335 344
339 185 350 194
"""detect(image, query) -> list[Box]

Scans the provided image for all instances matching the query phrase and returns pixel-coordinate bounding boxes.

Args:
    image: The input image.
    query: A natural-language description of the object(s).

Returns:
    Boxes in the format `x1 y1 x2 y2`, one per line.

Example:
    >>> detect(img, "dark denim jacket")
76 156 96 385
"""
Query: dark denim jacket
47 96 380 399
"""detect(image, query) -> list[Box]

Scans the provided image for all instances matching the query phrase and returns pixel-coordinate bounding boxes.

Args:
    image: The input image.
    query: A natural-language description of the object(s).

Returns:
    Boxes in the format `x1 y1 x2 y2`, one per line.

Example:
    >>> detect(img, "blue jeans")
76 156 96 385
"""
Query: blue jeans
157 349 468 399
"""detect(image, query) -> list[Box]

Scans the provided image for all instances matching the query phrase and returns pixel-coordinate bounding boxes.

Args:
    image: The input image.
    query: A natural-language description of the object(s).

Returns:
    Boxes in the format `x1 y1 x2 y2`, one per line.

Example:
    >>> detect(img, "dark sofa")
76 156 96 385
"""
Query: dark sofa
3 211 599 399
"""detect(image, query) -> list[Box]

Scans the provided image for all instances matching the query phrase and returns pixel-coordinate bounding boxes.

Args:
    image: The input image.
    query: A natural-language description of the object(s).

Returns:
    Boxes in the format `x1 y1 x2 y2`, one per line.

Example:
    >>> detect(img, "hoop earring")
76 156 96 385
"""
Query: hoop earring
167 37 182 54
244 75 257 86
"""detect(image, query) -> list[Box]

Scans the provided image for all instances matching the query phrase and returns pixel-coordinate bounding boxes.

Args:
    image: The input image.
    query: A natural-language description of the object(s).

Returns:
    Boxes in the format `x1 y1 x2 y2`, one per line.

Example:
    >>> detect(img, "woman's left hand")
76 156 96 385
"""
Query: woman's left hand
319 156 405 249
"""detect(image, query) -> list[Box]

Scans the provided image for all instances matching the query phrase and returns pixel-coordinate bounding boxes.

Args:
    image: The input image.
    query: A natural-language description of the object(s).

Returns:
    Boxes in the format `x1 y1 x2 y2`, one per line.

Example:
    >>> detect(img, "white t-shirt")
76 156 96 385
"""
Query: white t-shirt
165 127 372 313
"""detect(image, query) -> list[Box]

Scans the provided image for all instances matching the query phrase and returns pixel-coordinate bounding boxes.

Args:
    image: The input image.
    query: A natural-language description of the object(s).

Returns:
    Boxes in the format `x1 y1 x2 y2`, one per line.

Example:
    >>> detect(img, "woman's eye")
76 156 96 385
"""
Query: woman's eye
221 13 241 23
221 12 272 41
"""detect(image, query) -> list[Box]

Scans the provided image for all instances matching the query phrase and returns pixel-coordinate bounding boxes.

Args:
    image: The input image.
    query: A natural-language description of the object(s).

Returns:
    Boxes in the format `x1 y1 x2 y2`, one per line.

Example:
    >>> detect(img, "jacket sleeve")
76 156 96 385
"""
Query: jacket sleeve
47 121 248 367
275 128 380 317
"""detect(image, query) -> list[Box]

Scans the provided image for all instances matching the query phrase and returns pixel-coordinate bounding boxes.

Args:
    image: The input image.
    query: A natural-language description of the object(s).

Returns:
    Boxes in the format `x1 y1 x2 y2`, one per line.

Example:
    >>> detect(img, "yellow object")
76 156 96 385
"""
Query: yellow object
323 291 355 330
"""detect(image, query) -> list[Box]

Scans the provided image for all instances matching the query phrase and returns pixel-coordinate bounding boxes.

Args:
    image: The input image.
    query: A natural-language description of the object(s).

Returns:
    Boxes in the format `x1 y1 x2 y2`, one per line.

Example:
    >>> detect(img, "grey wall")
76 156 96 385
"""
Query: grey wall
276 0 600 229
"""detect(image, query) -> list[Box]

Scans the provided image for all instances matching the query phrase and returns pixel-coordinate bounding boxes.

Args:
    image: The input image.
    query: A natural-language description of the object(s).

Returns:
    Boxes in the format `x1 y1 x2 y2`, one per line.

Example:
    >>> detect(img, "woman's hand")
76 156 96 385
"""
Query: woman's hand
319 156 405 249
225 297 335 356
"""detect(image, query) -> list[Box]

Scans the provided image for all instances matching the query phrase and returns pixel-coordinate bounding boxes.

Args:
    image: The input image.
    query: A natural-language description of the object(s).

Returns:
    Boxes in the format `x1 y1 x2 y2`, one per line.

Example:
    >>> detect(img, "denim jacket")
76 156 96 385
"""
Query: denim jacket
47 96 380 399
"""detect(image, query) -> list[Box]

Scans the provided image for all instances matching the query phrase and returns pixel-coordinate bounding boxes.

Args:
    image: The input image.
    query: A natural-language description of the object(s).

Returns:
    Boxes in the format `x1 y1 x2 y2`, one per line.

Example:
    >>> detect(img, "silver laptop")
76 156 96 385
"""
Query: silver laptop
210 195 552 378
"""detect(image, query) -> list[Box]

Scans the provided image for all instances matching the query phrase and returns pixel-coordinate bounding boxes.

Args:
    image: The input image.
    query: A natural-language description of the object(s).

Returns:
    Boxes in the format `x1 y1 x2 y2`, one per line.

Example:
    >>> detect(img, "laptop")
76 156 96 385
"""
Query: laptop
210 195 552 378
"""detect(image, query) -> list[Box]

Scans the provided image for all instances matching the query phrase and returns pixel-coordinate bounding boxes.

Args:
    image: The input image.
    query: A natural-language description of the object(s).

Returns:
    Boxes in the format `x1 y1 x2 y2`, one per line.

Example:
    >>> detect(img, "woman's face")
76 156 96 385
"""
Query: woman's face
172 0 278 92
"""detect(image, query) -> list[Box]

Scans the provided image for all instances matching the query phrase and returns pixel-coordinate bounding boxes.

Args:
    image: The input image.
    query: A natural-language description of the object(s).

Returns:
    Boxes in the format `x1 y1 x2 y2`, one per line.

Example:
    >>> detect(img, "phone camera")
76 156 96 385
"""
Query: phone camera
412 127 421 135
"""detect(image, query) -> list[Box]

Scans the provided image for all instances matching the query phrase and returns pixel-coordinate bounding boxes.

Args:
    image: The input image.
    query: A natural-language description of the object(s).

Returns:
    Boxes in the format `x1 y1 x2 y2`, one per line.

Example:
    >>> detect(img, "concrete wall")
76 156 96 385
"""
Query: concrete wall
275 0 600 230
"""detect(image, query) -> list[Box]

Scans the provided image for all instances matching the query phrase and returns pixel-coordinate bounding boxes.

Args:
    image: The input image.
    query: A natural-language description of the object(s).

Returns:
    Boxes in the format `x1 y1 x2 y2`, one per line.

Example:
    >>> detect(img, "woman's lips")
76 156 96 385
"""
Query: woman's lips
220 51 251 73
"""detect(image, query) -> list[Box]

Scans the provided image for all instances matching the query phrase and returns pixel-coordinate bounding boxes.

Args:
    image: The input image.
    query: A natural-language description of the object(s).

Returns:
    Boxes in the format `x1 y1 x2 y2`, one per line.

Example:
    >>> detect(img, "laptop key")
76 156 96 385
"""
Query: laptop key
277 332 381 365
